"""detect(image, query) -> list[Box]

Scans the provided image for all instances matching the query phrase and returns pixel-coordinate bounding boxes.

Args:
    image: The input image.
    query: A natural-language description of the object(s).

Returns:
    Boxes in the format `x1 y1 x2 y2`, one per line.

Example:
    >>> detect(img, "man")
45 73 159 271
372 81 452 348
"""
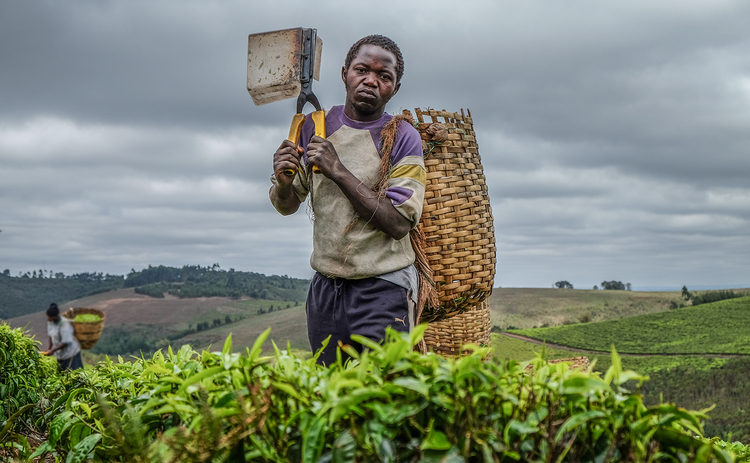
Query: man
269 35 426 365
44 303 83 370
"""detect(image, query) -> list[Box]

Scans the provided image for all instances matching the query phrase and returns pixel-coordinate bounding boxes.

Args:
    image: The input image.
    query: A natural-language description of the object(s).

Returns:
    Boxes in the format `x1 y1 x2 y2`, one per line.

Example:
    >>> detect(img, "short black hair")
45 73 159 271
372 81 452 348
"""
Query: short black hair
344 35 404 83
46 303 59 317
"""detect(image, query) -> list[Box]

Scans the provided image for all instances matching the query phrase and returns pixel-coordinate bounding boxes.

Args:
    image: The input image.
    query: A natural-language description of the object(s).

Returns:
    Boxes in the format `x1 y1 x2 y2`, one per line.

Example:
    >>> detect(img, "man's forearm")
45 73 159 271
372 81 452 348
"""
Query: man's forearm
331 168 412 240
269 183 301 216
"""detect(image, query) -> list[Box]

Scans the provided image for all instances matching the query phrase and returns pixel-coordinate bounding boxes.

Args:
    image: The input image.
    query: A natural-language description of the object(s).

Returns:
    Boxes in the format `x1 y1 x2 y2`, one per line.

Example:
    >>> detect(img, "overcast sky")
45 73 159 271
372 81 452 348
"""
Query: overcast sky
1 0 749 290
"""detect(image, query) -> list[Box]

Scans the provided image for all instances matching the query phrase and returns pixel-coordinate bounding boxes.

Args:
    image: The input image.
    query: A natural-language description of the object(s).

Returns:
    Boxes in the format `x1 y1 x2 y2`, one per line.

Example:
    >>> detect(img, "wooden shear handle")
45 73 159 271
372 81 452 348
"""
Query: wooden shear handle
284 111 325 176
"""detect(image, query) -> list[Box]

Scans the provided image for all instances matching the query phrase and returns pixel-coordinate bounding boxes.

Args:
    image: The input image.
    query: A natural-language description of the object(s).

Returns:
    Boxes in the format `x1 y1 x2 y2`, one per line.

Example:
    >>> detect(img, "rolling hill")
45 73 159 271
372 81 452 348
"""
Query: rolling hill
509 296 750 354
5 287 311 358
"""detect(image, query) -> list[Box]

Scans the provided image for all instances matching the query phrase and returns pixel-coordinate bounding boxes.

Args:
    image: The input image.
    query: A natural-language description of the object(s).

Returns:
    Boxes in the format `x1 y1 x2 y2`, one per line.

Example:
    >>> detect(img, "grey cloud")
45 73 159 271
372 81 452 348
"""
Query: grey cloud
1 0 749 289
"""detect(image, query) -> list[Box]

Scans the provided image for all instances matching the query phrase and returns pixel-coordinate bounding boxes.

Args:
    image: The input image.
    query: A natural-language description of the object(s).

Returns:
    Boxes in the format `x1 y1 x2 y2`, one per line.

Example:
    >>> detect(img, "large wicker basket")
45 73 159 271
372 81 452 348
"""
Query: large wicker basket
408 108 496 322
62 307 106 350
423 299 492 357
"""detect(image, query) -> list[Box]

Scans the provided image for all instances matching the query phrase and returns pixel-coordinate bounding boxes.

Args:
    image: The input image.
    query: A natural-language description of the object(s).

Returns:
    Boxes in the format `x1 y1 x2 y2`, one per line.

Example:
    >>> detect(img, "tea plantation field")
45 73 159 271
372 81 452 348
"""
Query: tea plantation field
509 296 750 354
501 296 750 443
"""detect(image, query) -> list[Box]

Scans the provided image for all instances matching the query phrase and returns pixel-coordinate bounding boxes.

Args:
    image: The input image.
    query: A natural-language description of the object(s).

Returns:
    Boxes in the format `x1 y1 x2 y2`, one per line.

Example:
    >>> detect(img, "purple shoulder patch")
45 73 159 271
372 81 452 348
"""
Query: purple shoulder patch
389 123 423 164
385 186 414 206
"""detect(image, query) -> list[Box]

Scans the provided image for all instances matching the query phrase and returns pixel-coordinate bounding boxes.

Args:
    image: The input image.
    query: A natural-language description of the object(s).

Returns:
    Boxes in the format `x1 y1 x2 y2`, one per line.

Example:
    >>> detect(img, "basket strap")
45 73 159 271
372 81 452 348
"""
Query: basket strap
377 115 440 328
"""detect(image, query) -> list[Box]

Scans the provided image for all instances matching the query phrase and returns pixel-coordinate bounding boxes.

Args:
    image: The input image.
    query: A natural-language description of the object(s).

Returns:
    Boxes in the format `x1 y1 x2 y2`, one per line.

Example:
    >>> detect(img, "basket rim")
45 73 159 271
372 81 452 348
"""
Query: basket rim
62 307 106 323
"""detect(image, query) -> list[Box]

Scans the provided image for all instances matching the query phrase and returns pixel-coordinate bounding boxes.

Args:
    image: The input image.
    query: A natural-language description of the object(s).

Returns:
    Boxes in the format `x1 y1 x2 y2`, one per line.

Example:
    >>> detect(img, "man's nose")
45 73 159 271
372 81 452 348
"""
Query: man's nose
362 72 378 86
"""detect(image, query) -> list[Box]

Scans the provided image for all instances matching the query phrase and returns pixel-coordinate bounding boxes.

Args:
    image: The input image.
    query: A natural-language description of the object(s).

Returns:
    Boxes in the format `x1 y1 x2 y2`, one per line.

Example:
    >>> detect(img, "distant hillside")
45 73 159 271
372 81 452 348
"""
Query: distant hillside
0 271 124 319
6 287 312 358
124 264 309 302
0 264 310 320
509 296 750 354
486 287 686 330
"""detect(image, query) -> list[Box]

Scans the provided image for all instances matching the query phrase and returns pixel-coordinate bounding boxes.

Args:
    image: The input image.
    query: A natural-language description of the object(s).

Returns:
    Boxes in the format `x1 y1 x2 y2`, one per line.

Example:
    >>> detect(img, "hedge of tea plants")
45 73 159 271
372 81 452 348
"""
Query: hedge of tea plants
0 324 59 455
2 321 750 462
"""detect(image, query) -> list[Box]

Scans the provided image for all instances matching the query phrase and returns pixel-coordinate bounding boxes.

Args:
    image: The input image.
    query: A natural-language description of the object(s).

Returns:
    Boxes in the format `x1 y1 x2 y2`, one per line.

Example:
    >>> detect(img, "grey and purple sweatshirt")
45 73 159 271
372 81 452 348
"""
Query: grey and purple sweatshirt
282 105 426 279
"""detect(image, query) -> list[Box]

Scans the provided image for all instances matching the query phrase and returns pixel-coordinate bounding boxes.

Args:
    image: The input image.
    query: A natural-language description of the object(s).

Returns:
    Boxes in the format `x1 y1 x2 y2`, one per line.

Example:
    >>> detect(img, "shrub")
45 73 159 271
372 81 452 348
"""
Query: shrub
0 323 59 440
692 290 743 306
25 327 745 462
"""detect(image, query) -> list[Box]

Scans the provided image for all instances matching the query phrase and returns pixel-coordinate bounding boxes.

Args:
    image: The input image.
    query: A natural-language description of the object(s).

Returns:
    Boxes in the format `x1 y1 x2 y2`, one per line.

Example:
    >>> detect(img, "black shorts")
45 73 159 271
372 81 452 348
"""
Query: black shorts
306 272 411 366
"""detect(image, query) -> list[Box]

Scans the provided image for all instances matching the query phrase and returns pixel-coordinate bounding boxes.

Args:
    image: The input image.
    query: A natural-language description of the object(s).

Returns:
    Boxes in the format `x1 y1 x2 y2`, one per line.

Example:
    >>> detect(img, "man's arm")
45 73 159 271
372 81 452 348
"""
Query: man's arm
269 140 303 215
306 136 412 240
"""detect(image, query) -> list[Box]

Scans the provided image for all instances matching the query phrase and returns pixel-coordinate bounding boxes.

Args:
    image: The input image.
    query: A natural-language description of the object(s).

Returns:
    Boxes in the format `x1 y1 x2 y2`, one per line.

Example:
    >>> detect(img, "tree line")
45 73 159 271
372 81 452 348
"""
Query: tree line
554 280 633 290
0 264 310 319
0 270 124 319
680 286 745 306
128 264 309 301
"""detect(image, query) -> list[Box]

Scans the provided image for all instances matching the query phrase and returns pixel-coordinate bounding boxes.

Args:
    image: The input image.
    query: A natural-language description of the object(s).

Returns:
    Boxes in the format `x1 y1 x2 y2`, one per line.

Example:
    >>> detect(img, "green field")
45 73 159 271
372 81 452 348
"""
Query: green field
487 287 684 329
510 296 750 354
492 333 730 374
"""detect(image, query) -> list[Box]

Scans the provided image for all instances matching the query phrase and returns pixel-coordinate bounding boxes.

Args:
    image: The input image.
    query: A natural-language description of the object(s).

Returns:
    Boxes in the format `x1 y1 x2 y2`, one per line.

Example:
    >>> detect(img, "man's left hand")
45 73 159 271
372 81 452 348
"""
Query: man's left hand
306 136 341 177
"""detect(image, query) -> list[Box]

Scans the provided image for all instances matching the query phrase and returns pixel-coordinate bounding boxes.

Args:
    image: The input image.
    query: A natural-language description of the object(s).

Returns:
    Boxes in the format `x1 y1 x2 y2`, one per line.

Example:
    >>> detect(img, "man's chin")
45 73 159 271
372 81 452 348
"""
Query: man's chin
352 102 379 117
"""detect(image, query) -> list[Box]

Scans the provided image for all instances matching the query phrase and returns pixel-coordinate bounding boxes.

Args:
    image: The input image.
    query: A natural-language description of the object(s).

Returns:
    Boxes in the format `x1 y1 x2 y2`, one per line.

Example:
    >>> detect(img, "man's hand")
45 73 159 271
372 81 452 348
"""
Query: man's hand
272 140 303 185
306 136 342 177
270 140 303 215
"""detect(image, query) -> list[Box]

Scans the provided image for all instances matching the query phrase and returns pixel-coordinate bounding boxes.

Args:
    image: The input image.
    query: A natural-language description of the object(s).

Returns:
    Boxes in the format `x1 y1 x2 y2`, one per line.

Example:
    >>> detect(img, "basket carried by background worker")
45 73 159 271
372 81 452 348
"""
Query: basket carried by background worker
62 307 106 349
406 108 496 323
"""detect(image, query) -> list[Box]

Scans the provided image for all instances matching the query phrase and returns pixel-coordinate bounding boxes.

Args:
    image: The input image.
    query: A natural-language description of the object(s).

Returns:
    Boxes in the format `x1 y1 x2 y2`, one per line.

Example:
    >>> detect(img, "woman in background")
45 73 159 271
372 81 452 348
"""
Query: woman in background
44 303 83 370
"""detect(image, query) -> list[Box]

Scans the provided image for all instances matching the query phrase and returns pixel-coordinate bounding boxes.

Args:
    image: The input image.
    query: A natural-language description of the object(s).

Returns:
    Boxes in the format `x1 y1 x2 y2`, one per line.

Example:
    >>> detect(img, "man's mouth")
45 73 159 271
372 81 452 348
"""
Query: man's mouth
357 89 377 100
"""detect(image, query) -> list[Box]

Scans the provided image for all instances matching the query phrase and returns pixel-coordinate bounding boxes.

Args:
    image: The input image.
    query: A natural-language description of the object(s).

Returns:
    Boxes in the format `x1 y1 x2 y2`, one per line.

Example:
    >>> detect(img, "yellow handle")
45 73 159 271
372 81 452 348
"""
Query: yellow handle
284 113 307 177
310 110 326 174
312 110 326 138
284 111 325 176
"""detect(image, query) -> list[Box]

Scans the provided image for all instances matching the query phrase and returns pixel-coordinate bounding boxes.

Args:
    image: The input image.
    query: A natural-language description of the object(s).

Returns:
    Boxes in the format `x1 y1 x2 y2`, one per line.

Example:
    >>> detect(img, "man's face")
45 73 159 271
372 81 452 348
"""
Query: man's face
342 44 401 121
47 315 60 323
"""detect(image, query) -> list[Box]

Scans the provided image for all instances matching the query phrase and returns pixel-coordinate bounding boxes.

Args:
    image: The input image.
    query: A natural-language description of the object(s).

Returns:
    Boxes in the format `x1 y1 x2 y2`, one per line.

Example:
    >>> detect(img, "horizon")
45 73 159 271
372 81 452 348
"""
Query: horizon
3 263 748 294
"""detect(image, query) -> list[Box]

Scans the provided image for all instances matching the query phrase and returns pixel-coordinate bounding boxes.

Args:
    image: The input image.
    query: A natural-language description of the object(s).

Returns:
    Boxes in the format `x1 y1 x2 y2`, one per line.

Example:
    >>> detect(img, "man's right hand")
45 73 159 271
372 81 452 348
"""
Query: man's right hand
270 140 303 215
272 140 304 186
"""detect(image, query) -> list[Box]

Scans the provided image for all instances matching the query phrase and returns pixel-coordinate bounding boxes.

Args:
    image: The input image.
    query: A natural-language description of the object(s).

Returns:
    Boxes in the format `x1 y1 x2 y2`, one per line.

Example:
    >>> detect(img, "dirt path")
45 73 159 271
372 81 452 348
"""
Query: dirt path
499 332 750 359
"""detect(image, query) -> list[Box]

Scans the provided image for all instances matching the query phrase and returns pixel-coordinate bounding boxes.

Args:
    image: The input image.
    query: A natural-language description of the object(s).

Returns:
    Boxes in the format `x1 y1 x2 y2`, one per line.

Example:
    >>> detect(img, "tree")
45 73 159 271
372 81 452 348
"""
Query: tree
681 285 692 300
555 281 574 289
626 283 632 291
601 280 626 290
593 285 598 290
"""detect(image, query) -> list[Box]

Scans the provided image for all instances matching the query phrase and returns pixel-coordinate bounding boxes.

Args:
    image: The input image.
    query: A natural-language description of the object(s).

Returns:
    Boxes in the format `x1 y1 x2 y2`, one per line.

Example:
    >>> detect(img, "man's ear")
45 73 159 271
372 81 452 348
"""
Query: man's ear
393 81 401 96
341 66 347 84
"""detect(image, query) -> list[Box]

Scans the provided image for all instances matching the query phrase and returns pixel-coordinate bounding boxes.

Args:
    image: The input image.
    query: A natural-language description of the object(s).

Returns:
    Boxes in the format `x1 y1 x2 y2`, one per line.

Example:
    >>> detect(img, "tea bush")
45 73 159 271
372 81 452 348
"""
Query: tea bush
0 323 58 448
23 326 747 462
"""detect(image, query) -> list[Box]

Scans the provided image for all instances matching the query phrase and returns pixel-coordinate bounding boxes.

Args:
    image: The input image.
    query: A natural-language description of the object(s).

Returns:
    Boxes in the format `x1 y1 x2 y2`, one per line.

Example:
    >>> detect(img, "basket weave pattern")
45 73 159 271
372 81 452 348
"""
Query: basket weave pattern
62 307 106 350
423 300 491 357
409 108 496 322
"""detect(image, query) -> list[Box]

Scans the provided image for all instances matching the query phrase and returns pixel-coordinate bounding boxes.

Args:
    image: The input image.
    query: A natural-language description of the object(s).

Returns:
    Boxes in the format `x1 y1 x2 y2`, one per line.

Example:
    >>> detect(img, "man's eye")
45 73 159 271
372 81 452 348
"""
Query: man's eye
381 74 392 81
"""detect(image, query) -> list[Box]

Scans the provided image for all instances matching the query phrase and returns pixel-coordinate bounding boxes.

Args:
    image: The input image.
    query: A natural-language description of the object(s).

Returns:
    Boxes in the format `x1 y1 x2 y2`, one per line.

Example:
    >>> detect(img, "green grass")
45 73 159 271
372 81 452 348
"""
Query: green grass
488 288 684 330
510 296 750 354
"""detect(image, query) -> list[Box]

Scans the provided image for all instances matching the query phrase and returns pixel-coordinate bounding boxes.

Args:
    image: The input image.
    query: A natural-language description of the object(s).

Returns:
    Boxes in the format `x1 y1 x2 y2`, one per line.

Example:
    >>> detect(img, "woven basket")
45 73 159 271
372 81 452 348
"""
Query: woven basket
423 299 491 357
407 108 496 322
62 307 106 350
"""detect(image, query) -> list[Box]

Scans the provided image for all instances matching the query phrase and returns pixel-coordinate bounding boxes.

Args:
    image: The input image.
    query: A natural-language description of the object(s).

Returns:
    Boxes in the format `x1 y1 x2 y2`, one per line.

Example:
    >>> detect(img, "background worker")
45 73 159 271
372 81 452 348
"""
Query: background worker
44 303 83 370
269 35 427 365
